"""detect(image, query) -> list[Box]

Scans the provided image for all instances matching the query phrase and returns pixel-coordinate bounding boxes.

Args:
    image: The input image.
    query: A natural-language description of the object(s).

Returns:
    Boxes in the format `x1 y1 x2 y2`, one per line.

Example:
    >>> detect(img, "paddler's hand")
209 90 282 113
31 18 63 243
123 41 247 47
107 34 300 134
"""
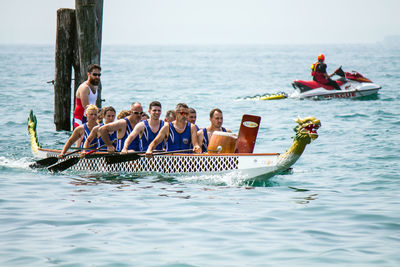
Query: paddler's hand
121 147 128 154
58 153 65 159
193 145 201 154
79 152 86 158
107 145 115 152
145 149 153 159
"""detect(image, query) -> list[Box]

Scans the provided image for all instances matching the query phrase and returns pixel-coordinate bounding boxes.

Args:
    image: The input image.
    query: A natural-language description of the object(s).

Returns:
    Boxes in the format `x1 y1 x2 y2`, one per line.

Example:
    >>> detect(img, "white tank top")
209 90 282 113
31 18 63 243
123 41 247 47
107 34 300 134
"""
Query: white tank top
87 83 98 105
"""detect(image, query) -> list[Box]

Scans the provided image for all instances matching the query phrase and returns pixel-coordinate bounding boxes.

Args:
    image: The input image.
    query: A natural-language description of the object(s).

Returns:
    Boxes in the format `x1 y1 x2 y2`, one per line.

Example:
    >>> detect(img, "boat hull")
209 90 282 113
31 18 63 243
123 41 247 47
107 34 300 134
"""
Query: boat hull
38 148 282 180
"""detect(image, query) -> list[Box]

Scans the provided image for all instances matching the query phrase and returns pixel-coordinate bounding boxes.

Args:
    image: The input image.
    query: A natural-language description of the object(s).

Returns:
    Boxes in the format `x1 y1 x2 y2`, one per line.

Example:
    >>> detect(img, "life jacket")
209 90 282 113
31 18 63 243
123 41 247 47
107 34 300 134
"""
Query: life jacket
310 61 319 76
311 61 329 84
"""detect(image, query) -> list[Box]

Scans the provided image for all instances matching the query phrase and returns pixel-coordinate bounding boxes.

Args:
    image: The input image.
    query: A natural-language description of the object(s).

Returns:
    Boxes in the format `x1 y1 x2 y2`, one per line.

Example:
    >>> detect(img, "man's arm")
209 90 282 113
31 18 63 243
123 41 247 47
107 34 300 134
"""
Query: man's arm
78 85 90 109
83 126 99 149
121 122 145 153
191 124 201 154
145 124 169 157
99 120 125 152
58 126 84 158
197 129 204 149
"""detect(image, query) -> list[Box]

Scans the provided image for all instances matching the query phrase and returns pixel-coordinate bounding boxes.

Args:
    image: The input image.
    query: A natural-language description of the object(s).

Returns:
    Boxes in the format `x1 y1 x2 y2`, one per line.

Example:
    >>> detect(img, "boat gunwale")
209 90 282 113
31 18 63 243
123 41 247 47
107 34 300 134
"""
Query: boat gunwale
36 148 280 157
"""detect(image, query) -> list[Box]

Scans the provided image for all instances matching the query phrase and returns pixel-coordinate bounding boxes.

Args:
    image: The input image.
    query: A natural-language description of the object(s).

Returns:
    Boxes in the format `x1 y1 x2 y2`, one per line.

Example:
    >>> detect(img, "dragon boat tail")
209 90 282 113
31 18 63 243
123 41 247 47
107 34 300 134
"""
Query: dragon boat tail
27 110 320 183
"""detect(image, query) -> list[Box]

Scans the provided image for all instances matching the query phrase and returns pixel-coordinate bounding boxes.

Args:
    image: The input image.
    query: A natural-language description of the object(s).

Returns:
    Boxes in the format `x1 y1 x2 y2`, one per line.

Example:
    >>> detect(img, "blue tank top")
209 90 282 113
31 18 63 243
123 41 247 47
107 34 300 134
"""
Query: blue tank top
97 123 117 151
116 118 140 151
140 120 164 151
166 122 192 152
202 127 226 152
80 123 98 149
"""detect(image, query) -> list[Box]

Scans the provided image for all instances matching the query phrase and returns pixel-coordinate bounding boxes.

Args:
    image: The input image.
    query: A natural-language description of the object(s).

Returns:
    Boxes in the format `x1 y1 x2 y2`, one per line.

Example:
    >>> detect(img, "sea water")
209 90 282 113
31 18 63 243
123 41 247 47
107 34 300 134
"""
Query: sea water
0 44 399 266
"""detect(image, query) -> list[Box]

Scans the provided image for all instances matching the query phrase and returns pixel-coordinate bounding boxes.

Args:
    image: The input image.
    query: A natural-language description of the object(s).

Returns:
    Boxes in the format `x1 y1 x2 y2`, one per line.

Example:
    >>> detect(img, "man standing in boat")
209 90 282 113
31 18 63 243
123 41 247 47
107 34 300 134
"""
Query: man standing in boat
197 108 231 152
146 103 201 157
73 64 101 129
99 102 143 152
121 101 164 153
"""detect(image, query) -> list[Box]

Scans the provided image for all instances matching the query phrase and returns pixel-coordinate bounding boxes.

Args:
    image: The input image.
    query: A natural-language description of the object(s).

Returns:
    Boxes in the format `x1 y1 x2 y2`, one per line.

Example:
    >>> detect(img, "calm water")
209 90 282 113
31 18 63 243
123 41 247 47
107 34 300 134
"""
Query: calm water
0 44 399 266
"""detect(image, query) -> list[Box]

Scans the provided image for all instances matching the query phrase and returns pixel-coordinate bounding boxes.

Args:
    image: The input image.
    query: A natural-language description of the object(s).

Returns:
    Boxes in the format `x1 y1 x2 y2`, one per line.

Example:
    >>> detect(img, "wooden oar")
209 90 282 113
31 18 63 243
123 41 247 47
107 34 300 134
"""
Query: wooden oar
234 114 261 153
105 149 194 165
47 144 109 173
29 144 97 168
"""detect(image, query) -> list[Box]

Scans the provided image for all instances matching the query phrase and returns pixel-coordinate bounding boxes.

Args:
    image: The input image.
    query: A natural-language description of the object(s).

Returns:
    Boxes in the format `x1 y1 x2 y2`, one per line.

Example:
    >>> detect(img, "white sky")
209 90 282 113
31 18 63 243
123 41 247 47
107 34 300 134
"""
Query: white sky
1 0 399 45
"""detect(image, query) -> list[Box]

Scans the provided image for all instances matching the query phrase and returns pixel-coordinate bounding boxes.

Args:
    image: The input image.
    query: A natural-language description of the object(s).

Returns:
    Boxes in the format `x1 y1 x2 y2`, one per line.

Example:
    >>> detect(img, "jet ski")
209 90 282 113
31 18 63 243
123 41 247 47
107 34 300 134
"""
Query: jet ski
291 67 381 100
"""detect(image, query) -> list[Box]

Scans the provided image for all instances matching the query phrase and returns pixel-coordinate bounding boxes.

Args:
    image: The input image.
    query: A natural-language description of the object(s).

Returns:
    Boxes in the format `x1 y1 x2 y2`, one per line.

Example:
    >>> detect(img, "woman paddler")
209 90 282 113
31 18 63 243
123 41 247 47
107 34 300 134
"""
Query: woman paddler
58 104 99 158
82 106 117 151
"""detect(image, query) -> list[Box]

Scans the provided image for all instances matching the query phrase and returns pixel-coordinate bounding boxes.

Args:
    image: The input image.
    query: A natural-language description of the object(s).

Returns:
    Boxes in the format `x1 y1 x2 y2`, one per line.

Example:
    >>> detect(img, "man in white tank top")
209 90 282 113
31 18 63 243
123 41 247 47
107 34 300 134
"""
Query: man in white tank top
73 64 101 129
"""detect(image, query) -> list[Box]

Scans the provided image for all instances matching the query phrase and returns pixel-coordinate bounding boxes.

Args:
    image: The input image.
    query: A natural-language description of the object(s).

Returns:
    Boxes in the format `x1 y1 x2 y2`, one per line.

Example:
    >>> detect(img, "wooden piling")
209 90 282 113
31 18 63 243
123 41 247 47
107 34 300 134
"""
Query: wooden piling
54 8 76 131
75 0 104 107
53 0 103 131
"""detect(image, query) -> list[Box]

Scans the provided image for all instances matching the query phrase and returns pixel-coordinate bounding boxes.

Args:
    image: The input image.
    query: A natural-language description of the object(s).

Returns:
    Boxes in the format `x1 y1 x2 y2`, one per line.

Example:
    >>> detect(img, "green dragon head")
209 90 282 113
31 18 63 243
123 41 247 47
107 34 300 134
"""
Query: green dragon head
293 116 321 144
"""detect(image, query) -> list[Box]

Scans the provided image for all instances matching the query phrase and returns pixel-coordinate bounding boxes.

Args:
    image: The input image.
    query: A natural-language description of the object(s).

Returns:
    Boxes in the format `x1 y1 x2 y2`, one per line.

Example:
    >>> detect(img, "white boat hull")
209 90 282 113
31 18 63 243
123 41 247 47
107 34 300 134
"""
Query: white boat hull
37 148 284 181
292 80 381 100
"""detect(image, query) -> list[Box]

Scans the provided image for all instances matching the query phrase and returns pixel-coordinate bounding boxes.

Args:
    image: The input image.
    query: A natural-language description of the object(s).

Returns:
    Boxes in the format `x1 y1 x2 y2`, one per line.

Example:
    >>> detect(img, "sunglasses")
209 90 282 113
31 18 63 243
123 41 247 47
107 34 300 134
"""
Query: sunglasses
178 111 188 116
132 111 143 115
92 73 101 77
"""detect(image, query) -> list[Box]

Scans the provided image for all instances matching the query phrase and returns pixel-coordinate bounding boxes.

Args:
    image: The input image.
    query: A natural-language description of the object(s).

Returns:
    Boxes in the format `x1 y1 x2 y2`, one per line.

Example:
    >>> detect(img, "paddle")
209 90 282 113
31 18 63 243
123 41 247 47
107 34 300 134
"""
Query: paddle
47 144 109 173
105 149 194 165
234 114 261 153
29 143 101 169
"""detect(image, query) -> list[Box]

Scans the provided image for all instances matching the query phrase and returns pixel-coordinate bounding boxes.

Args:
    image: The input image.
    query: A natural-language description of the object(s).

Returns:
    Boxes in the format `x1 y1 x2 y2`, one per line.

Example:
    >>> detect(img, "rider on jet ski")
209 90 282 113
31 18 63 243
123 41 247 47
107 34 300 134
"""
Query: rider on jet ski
311 54 341 90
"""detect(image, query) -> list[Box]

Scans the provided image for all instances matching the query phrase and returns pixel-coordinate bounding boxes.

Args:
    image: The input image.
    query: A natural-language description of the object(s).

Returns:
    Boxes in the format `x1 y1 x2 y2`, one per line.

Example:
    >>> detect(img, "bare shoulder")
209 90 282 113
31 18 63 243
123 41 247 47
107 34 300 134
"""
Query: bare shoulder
73 125 85 135
137 121 146 128
160 123 170 134
76 82 89 95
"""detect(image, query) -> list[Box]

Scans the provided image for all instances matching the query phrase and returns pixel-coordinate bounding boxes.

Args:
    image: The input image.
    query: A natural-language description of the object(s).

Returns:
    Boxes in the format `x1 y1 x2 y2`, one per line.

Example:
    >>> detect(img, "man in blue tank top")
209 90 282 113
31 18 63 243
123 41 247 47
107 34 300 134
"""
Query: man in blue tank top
99 102 143 152
145 103 201 157
121 101 164 153
197 108 231 152
188 107 200 131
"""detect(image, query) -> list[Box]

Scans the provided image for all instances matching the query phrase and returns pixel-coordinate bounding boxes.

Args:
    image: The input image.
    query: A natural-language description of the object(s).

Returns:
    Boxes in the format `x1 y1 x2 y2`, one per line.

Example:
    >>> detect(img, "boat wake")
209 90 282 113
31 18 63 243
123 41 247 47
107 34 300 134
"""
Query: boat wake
0 156 33 170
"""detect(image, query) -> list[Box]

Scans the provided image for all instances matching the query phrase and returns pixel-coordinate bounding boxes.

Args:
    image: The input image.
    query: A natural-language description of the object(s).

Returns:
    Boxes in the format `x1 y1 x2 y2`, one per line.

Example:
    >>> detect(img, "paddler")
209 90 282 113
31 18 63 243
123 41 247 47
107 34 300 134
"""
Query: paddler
188 107 200 131
58 104 99 158
73 64 101 129
197 108 231 152
145 103 201 157
121 101 164 153
83 106 117 151
99 102 143 152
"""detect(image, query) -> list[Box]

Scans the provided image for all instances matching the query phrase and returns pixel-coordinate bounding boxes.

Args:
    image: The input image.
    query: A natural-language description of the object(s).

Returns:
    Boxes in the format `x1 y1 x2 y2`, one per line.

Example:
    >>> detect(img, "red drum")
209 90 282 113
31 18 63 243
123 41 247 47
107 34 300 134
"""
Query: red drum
207 131 237 154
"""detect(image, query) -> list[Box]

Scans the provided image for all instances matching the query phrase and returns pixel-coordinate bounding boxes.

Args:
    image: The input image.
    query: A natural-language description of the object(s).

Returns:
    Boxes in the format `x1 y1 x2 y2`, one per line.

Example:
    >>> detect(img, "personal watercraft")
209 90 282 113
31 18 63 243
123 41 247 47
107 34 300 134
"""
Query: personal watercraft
291 67 381 100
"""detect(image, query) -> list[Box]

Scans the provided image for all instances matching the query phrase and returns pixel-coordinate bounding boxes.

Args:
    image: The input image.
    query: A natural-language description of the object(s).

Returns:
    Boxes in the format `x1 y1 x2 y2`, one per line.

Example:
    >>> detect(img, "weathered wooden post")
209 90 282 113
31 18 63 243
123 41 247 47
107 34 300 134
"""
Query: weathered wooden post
54 8 76 131
75 0 104 107
53 0 103 131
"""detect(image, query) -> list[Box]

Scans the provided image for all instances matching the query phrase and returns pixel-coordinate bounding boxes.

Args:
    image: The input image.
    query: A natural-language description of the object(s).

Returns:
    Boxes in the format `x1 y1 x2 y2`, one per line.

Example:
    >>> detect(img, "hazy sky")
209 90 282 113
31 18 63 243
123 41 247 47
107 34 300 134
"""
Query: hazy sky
1 0 399 45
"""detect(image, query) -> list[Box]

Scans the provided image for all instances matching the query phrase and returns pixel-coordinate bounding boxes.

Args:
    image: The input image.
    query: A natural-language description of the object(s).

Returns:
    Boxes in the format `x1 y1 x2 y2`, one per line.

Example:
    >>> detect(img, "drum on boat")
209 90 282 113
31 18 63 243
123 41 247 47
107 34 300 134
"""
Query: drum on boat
207 131 238 154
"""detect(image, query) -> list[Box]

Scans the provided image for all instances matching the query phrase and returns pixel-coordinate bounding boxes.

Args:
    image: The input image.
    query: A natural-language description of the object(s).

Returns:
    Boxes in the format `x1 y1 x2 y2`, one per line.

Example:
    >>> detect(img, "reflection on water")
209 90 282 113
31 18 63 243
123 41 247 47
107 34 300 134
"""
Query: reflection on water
71 172 141 186
67 170 283 188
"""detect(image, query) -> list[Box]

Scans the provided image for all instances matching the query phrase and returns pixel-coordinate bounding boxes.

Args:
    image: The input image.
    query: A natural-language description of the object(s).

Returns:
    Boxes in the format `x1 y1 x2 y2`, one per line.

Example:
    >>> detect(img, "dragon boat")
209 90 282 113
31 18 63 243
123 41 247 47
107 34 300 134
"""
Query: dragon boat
28 110 320 183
